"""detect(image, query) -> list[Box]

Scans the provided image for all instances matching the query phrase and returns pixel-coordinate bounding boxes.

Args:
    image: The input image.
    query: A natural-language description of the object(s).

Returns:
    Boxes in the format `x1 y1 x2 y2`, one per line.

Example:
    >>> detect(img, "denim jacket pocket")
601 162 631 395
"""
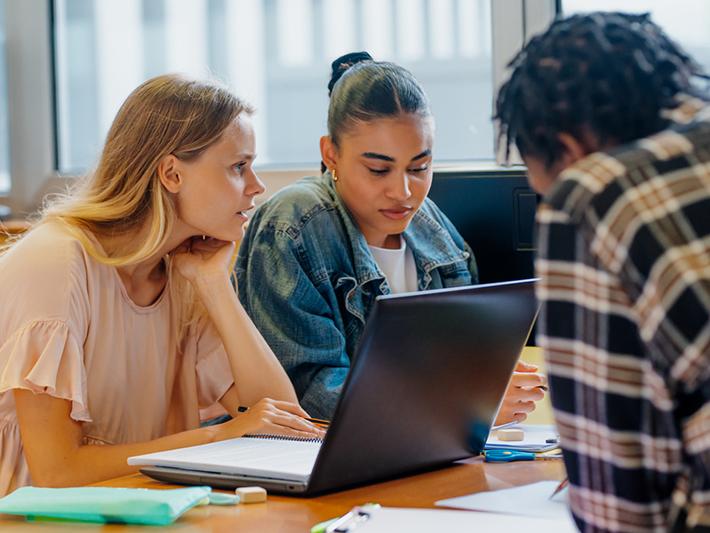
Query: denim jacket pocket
334 275 364 324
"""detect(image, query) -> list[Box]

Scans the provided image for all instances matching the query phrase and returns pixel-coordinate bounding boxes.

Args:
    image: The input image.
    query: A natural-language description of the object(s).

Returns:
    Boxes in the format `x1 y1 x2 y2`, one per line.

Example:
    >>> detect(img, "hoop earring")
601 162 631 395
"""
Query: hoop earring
332 169 338 182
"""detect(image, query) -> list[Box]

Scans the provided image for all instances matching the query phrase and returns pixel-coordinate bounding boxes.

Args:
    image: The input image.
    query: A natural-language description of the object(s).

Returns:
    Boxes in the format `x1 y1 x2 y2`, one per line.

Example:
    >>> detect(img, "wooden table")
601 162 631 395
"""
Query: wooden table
0 347 557 531
0 459 565 532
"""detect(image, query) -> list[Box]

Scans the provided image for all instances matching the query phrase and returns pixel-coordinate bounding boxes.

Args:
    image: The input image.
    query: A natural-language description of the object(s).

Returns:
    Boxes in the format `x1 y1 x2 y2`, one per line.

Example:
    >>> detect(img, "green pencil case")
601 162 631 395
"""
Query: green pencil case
0 486 212 525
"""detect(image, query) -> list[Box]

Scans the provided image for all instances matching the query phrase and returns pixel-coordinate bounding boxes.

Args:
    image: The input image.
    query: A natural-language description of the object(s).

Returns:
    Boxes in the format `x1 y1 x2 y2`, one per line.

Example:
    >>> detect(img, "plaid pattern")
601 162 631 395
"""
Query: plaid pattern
536 100 710 532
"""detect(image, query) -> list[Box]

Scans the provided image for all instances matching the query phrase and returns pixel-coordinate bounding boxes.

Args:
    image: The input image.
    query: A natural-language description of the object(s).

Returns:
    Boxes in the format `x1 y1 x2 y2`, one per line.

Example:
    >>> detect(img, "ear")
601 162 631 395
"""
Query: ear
557 132 590 167
320 136 339 172
157 154 182 194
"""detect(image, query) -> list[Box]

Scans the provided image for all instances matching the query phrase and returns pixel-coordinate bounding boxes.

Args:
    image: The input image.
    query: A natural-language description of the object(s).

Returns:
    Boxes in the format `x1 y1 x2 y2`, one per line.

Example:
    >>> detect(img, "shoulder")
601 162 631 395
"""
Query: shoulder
0 221 93 331
418 197 456 227
414 197 466 245
547 117 710 227
0 221 91 280
246 175 344 242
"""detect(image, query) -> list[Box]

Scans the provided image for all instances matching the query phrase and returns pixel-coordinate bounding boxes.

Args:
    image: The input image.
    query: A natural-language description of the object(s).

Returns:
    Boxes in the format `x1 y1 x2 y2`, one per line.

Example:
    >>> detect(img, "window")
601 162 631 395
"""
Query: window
53 0 495 173
0 0 10 195
562 1 710 73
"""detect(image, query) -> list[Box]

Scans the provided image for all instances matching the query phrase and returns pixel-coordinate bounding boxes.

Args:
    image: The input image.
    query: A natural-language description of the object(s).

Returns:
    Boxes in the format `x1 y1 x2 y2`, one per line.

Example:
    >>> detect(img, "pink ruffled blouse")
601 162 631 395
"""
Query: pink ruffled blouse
0 222 233 495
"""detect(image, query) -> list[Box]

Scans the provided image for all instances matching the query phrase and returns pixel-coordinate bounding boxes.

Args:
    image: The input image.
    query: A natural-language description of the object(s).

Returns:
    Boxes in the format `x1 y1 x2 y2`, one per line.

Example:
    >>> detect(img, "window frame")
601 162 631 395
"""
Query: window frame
0 0 556 213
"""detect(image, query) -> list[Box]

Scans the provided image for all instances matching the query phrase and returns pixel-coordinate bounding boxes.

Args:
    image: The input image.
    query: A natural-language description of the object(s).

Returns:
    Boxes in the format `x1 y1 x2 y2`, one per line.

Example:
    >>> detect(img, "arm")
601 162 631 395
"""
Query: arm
14 387 320 487
610 199 710 515
172 238 299 407
14 389 221 486
236 223 350 420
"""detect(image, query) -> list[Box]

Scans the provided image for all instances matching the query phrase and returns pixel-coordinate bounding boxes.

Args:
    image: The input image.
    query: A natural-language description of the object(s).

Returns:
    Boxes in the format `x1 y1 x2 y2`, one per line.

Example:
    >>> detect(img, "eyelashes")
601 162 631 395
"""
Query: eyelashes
366 166 429 176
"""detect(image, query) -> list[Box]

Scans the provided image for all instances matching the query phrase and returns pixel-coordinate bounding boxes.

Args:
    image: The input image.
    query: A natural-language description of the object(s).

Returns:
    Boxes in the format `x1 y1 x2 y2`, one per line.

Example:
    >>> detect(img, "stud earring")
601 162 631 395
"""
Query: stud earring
332 168 338 182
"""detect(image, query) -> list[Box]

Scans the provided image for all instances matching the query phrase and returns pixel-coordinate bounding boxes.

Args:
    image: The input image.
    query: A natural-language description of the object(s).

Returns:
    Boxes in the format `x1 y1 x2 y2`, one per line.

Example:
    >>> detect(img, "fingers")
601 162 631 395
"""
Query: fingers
514 360 539 373
513 400 537 414
269 412 325 437
509 372 548 389
495 399 536 425
511 413 528 424
259 423 323 440
507 386 545 403
246 399 323 437
265 399 311 419
494 407 529 426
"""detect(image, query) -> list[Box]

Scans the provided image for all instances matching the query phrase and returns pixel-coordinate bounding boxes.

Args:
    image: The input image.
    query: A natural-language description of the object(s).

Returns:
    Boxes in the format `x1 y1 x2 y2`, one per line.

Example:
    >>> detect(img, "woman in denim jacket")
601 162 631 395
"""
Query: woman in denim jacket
236 53 546 420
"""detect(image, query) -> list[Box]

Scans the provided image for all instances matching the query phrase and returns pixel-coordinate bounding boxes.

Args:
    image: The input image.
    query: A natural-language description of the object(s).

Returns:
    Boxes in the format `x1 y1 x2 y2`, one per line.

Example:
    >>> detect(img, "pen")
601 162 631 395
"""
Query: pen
311 504 379 533
549 477 568 499
237 406 330 428
484 449 563 462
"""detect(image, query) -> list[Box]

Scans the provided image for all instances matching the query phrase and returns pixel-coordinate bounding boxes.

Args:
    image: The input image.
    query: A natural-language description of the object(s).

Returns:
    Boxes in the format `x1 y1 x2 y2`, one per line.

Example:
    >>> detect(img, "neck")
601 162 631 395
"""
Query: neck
98 219 194 283
365 232 401 249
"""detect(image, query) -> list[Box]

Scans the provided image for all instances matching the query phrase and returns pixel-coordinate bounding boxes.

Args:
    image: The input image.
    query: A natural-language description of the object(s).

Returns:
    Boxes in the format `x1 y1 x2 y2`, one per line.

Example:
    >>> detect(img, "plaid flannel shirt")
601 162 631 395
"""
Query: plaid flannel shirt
536 99 710 532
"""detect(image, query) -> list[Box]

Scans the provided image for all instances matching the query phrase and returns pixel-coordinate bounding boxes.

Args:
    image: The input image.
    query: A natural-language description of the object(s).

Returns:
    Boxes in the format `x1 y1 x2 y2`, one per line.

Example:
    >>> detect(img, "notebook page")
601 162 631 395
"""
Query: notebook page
128 437 320 482
342 507 577 532
437 481 570 519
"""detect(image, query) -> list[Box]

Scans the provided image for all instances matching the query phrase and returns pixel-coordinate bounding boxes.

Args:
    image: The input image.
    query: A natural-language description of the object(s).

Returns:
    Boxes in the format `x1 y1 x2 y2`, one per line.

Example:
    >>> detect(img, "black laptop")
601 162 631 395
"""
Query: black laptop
130 279 539 495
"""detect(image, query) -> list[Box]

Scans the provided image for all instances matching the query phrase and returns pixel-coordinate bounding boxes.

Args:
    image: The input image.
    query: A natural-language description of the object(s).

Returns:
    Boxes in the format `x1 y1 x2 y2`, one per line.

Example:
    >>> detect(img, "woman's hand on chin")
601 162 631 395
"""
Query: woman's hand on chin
172 236 235 285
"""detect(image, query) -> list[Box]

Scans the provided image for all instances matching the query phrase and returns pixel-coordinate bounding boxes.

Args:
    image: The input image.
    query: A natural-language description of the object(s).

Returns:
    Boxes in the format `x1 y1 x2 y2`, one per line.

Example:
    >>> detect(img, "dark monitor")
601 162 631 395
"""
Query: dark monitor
428 170 539 284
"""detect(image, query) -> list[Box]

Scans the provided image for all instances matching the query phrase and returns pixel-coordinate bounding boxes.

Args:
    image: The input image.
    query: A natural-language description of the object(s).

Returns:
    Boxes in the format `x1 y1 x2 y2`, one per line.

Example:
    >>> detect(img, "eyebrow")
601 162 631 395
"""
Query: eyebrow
361 149 432 163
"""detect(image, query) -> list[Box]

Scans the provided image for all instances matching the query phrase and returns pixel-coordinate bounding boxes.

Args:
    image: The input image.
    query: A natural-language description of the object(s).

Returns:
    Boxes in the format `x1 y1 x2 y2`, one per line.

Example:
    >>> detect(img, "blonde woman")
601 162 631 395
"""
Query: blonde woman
0 75 323 496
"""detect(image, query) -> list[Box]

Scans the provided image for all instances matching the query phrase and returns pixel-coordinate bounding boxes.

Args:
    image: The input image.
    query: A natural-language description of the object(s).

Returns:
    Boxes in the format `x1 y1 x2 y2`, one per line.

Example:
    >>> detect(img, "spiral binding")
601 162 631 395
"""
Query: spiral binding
244 433 323 444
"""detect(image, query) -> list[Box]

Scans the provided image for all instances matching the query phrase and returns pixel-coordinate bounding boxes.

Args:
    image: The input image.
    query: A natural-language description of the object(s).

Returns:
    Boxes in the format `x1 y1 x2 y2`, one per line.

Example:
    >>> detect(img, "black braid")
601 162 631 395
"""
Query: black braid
495 12 710 167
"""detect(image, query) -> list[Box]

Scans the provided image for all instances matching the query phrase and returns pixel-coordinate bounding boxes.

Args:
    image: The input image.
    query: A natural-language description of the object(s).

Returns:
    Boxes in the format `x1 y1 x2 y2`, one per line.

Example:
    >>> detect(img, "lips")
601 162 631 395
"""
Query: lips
379 206 413 220
235 205 255 217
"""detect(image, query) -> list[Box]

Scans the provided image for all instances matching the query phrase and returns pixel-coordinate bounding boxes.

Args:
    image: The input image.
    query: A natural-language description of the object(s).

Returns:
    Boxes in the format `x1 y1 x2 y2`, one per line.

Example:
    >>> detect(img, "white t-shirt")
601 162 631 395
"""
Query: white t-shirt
368 238 419 294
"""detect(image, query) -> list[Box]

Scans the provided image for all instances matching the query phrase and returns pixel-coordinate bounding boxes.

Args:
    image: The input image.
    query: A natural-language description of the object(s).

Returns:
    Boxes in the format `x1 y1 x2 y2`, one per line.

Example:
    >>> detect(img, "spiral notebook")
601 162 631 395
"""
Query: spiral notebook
128 435 321 488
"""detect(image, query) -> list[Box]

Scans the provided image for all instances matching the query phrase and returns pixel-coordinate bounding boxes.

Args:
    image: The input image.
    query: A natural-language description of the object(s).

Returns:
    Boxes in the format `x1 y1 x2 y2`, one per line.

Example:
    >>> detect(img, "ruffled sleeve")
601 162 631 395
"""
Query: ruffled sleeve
0 320 90 422
0 223 92 421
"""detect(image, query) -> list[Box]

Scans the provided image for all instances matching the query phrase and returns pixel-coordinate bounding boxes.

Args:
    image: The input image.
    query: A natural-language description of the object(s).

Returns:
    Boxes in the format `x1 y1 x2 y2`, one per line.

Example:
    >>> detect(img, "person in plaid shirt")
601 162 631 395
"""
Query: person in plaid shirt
495 12 710 532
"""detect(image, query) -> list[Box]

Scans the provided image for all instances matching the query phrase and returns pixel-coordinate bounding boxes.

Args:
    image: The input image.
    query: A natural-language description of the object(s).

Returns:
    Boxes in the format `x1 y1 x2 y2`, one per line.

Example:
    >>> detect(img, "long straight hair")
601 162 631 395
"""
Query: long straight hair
6 74 253 334
44 74 252 264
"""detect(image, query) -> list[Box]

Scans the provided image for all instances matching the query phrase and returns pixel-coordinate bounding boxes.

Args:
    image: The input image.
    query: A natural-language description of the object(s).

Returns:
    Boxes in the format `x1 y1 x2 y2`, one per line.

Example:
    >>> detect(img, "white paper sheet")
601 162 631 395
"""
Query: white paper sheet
337 506 577 532
436 480 570 519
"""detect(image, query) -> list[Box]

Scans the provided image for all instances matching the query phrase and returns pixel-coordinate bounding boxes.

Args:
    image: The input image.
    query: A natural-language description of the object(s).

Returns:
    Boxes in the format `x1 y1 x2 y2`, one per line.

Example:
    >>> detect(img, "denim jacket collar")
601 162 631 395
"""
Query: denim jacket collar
323 172 469 294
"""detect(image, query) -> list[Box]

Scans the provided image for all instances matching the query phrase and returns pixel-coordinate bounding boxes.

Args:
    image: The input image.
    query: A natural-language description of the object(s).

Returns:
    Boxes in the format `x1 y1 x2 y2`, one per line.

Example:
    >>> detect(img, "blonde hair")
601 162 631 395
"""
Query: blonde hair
7 74 253 334
45 74 253 264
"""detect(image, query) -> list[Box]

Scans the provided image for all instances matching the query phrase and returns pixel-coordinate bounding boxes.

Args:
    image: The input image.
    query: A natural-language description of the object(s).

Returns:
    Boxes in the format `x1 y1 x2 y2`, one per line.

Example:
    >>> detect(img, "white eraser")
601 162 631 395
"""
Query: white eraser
497 428 525 441
235 486 267 503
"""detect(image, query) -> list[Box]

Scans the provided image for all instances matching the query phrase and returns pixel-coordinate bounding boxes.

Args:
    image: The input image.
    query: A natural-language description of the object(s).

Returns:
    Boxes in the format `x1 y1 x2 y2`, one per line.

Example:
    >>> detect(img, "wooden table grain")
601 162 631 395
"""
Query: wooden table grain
0 459 565 532
0 347 558 531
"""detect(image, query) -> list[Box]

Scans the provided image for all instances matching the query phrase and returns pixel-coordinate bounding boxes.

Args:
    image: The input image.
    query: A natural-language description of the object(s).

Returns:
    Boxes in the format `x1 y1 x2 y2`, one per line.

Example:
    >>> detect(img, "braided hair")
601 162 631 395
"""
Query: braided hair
320 51 431 172
495 12 710 167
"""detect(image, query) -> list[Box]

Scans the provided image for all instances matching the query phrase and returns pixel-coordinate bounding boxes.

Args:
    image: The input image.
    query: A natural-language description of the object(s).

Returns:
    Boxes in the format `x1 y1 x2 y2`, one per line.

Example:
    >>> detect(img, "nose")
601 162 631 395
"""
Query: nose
386 173 412 202
246 169 266 197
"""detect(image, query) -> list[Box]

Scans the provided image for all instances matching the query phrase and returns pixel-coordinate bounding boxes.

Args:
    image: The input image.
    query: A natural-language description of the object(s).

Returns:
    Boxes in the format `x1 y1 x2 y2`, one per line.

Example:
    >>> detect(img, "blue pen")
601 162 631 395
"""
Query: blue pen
484 449 562 462
485 449 536 462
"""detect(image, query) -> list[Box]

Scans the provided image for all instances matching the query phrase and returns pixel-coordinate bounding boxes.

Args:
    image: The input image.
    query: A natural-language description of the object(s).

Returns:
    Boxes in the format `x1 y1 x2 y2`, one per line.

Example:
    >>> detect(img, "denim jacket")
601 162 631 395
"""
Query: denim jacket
236 173 478 418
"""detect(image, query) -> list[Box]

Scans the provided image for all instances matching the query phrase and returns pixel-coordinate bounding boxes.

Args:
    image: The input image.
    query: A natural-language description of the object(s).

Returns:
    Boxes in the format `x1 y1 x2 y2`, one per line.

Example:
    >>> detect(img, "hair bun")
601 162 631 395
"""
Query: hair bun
328 51 374 96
